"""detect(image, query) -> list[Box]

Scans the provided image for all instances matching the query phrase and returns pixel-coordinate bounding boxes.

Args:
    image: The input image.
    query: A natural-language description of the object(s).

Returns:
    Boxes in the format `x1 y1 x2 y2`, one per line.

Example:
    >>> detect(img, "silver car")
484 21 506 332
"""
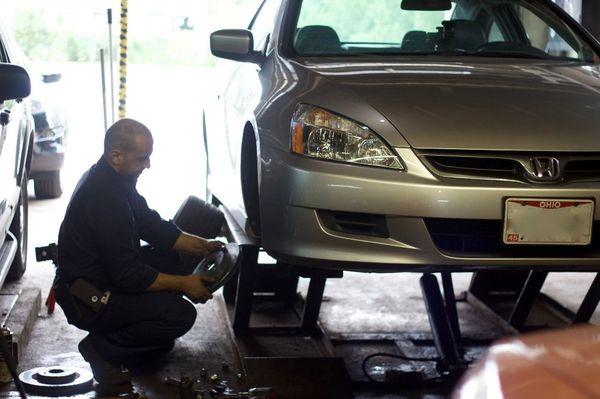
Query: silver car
204 0 600 271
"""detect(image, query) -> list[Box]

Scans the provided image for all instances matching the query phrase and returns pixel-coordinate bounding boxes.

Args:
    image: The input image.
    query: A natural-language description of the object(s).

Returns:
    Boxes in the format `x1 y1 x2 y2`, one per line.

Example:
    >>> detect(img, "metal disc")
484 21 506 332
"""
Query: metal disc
19 366 93 396
193 243 241 294
35 367 78 384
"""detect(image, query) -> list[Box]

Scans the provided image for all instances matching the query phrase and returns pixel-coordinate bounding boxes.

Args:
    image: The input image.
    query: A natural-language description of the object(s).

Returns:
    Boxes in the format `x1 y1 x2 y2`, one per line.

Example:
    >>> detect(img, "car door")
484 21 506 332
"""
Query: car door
216 0 281 216
0 30 28 248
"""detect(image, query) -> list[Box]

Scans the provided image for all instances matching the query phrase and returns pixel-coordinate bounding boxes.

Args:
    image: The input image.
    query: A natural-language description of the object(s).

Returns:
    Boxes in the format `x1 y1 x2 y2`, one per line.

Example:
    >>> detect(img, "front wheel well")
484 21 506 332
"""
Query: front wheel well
240 123 261 236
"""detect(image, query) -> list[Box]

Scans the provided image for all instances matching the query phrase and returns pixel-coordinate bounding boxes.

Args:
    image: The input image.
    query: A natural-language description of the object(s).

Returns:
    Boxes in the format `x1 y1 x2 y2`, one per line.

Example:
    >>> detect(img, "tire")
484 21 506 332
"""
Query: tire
173 196 225 275
34 171 62 199
173 196 225 239
7 178 28 282
240 128 261 236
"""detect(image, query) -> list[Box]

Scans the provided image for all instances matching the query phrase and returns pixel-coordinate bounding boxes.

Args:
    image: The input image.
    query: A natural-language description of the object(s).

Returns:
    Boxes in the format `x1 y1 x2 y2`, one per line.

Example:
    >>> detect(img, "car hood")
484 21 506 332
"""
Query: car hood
298 58 600 151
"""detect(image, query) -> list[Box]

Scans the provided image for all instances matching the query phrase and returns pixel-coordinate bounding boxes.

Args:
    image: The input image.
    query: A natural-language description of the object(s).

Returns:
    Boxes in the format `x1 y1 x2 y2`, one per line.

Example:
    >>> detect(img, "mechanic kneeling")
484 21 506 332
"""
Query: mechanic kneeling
55 118 223 392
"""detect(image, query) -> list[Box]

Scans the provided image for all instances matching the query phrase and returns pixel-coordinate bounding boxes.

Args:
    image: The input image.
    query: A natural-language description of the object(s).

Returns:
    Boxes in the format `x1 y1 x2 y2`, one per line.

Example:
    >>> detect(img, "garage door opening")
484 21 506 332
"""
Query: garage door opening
7 0 257 217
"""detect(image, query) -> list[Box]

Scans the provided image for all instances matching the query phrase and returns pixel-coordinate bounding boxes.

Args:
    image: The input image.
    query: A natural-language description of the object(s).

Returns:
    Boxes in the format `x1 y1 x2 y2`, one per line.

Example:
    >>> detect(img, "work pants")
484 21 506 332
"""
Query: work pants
85 247 197 359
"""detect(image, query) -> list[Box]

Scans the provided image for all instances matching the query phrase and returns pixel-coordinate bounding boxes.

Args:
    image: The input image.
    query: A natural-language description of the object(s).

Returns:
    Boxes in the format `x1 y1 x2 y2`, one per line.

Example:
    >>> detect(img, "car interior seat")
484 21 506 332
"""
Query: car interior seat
401 30 428 52
295 25 342 55
450 19 487 51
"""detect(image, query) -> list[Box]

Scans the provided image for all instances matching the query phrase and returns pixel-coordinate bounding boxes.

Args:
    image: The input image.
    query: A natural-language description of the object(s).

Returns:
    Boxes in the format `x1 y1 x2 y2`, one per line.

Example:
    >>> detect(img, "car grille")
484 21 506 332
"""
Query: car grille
424 218 600 257
565 159 600 181
416 150 600 184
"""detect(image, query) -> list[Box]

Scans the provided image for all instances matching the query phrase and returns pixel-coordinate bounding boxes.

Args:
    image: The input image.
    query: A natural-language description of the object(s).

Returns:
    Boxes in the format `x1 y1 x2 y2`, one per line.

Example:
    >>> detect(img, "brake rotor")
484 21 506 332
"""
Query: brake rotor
193 243 241 295
19 366 93 396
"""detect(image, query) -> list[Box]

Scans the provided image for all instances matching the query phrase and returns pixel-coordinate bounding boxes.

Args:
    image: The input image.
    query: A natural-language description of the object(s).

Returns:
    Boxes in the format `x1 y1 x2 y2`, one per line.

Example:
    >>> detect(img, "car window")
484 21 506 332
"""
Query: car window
295 0 455 54
515 4 579 59
488 22 503 42
291 0 597 62
249 0 280 52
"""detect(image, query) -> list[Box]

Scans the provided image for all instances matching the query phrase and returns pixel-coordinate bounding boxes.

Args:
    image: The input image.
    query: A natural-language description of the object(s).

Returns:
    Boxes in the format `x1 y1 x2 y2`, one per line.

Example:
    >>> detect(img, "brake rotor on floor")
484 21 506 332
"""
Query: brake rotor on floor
193 242 241 295
19 366 93 396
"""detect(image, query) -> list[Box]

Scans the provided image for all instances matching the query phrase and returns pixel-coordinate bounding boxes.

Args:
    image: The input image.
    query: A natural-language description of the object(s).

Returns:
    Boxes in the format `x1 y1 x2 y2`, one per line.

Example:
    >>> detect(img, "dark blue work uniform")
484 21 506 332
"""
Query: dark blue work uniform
56 157 197 359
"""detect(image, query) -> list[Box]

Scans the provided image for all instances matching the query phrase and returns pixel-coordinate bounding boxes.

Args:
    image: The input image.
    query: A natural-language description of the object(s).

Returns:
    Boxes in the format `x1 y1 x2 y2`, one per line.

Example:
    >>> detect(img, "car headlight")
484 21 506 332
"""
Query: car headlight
290 105 405 170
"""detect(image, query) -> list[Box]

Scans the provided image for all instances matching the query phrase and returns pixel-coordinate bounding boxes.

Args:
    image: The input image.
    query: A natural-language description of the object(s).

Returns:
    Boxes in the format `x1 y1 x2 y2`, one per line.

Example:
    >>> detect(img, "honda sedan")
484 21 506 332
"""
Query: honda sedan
204 0 600 271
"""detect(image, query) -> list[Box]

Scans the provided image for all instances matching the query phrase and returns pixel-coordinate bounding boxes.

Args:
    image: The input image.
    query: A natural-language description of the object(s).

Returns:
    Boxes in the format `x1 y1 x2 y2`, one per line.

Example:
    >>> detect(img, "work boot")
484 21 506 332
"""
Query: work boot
78 335 131 385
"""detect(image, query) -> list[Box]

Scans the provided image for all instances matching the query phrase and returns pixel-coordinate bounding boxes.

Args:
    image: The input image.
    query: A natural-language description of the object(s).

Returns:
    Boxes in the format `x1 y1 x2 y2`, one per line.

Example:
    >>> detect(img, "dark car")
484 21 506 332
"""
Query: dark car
0 19 33 283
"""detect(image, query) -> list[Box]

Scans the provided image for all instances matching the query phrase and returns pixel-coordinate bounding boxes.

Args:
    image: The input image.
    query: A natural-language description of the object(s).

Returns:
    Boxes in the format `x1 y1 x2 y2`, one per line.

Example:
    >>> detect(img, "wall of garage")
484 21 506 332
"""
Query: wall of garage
582 0 600 40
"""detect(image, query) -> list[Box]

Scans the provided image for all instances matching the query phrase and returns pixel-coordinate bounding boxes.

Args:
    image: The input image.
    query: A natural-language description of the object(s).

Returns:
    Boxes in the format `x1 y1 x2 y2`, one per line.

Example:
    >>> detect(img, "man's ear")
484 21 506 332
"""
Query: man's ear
108 149 123 165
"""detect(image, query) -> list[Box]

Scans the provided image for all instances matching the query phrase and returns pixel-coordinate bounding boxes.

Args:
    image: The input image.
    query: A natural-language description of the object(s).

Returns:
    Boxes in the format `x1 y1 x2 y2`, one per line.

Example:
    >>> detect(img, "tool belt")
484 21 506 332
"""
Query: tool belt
68 279 111 313
53 276 111 327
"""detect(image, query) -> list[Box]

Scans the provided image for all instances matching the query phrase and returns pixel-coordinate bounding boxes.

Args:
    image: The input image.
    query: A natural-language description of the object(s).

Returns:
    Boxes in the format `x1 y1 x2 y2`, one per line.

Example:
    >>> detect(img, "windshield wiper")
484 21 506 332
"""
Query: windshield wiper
349 50 469 57
470 51 555 60
349 52 424 56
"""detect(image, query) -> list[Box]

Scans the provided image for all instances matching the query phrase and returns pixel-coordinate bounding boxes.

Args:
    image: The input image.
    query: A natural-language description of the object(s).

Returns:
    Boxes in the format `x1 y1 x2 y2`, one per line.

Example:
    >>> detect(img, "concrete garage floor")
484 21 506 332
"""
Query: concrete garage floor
0 63 599 398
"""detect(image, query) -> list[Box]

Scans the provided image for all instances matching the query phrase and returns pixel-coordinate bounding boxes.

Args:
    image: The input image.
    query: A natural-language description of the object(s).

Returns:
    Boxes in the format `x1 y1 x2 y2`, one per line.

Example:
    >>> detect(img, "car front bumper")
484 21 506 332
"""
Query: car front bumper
260 147 600 272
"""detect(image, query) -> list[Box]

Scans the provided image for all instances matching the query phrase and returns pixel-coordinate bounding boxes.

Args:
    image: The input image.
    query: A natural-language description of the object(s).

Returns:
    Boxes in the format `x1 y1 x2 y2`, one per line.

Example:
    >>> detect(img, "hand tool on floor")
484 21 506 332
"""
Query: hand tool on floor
165 376 197 399
165 375 276 399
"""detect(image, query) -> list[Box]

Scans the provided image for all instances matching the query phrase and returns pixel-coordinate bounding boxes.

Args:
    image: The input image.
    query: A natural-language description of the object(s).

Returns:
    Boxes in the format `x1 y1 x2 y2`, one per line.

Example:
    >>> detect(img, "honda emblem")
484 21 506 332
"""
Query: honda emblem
530 157 560 180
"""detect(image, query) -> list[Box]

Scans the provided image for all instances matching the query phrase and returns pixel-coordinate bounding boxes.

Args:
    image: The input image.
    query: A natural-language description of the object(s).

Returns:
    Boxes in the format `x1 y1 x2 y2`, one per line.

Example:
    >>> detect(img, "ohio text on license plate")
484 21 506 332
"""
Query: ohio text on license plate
503 198 594 245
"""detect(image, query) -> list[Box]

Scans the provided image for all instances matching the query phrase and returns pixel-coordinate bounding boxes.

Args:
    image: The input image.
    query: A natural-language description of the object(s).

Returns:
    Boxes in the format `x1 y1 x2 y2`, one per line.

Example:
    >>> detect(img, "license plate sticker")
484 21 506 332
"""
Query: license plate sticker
503 198 594 245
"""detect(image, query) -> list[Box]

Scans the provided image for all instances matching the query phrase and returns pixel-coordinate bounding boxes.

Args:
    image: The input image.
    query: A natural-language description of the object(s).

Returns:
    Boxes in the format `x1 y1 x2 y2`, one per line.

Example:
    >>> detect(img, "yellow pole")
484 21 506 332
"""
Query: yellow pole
118 0 128 118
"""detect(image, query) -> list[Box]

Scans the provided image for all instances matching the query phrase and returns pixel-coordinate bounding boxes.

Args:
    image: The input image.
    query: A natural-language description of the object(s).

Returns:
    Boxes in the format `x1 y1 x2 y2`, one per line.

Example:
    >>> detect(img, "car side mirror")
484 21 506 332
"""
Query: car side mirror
210 29 265 64
0 63 31 102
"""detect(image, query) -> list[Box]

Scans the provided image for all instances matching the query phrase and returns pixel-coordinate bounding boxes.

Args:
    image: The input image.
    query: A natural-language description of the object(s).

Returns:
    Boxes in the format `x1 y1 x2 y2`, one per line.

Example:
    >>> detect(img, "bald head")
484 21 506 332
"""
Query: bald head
104 118 152 154
103 118 154 178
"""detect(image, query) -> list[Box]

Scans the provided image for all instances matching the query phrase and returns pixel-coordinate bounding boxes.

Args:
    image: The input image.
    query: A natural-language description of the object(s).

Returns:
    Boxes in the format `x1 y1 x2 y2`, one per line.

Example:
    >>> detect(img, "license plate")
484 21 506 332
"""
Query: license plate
503 198 594 245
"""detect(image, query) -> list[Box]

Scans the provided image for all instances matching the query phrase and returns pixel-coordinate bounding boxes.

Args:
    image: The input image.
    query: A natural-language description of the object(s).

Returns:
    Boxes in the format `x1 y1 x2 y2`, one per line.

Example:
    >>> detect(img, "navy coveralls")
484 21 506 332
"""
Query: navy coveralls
56 157 197 359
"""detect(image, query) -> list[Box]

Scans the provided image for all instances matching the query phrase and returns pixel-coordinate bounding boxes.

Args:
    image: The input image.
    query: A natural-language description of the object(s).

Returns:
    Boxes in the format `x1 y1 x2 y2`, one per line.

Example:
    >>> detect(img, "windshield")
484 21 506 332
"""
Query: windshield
291 0 598 62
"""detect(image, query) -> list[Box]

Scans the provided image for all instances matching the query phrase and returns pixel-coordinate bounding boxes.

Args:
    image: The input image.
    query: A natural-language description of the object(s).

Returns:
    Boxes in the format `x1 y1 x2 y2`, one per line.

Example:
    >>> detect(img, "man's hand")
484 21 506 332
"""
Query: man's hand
173 232 224 257
148 273 214 303
180 274 214 304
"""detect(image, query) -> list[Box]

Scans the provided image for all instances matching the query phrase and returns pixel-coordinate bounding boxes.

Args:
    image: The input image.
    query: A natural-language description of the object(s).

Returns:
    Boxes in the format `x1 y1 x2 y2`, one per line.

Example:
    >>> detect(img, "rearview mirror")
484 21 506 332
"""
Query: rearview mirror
210 29 265 64
0 63 31 102
401 0 452 10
